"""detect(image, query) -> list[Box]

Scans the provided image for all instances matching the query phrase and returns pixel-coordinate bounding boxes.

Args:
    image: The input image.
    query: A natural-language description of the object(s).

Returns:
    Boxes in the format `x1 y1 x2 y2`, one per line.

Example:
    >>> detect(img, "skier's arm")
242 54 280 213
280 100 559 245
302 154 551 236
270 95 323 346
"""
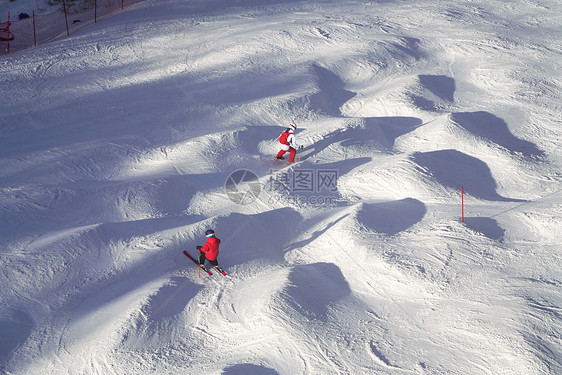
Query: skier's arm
287 133 299 148
199 241 209 253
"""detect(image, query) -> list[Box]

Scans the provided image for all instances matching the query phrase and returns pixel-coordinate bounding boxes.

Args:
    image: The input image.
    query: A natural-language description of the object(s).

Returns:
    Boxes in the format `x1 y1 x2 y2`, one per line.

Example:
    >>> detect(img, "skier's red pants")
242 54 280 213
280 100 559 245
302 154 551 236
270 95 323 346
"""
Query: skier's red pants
276 147 296 163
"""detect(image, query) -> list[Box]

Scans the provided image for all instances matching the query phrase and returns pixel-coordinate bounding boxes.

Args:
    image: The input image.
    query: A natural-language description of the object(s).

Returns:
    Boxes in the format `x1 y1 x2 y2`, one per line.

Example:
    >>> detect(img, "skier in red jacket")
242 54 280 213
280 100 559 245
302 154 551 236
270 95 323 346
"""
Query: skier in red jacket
197 229 224 273
275 124 303 163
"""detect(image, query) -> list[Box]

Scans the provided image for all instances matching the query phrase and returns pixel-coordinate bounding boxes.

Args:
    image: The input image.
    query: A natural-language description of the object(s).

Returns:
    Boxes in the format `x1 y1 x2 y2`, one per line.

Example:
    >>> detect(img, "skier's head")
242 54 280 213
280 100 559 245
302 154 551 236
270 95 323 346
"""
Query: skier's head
205 229 215 238
289 124 297 131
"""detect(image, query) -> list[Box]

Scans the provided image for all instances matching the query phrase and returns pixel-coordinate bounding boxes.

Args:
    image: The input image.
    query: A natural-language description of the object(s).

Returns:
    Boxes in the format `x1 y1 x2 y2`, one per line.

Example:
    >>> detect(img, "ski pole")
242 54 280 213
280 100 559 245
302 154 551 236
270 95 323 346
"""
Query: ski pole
197 246 200 279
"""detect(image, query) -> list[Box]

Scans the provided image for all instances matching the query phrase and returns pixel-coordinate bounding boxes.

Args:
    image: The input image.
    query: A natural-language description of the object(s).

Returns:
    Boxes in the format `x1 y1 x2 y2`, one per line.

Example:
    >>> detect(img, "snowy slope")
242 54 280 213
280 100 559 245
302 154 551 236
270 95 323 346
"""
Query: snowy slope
1 0 561 374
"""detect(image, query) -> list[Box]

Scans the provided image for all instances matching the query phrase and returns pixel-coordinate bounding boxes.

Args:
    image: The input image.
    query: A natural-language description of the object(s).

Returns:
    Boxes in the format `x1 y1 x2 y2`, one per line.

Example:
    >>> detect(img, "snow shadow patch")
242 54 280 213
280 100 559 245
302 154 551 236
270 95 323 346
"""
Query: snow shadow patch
316 157 372 178
308 64 355 116
463 217 504 241
142 277 203 323
284 212 350 253
214 208 302 266
121 278 203 345
412 150 523 202
360 117 423 149
235 126 286 155
419 75 455 101
222 363 279 375
381 37 424 61
355 198 426 235
189 70 307 107
154 175 218 217
95 214 205 243
279 262 350 321
0 309 33 364
369 340 399 368
451 111 544 157
410 75 455 112
311 117 422 154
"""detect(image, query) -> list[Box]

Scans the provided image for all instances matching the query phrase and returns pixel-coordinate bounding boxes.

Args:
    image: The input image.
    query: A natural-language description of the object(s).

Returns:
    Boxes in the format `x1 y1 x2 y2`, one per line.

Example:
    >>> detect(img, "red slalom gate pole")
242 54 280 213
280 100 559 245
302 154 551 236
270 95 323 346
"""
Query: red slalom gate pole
461 186 464 222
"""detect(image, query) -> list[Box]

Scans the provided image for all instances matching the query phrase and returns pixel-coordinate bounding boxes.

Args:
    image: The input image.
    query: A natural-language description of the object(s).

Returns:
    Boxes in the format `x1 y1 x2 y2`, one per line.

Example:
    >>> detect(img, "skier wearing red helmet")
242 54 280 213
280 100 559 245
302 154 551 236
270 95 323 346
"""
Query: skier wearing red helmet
275 123 303 163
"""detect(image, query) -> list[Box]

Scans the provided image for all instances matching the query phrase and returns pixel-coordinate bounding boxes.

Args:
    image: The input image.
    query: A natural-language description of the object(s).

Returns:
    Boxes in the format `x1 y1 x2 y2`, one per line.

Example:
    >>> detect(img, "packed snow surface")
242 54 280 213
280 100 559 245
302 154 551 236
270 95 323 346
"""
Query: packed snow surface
1 0 561 374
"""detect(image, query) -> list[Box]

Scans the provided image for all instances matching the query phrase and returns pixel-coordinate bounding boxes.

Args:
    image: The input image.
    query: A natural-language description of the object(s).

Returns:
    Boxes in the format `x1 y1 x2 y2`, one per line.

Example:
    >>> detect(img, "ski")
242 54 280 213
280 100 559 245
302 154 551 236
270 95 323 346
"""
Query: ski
212 265 228 276
183 250 212 275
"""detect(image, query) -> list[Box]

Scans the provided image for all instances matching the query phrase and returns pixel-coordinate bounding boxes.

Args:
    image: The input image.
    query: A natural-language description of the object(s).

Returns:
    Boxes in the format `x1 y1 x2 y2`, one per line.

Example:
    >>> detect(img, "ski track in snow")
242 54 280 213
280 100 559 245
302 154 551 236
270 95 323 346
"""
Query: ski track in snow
1 0 561 374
